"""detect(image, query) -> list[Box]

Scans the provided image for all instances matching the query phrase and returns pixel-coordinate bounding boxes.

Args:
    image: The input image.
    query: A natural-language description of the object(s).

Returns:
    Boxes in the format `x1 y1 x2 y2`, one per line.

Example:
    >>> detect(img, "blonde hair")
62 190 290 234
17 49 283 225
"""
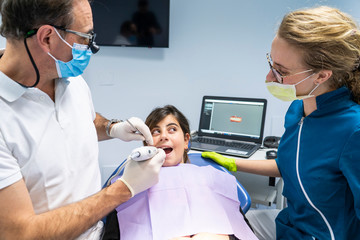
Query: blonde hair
278 6 360 103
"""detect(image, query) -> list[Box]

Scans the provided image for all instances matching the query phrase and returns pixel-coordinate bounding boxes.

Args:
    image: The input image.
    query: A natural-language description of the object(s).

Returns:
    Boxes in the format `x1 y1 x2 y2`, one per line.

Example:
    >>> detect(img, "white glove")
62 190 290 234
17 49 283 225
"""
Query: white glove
118 148 165 197
109 117 153 145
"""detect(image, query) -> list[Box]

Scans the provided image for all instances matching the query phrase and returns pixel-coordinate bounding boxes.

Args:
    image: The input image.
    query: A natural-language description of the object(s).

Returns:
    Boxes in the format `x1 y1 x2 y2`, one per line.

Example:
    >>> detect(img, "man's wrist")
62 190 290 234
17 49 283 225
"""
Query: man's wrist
105 119 122 137
102 180 132 209
112 179 132 202
117 178 134 198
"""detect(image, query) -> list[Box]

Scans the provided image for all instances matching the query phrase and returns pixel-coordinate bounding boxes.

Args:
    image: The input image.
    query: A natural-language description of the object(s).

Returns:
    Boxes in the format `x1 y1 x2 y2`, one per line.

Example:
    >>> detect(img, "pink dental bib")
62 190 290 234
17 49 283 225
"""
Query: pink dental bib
113 164 258 240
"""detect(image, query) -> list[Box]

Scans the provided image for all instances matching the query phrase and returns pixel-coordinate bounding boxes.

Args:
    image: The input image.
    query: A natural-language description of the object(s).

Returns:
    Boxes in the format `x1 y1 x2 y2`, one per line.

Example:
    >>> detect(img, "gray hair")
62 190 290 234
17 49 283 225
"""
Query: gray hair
0 0 75 40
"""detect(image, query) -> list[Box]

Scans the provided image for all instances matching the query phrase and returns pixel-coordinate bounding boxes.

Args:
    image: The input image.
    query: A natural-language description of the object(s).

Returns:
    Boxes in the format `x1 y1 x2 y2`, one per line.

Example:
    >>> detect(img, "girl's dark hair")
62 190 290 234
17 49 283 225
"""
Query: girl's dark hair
0 0 75 40
145 105 191 163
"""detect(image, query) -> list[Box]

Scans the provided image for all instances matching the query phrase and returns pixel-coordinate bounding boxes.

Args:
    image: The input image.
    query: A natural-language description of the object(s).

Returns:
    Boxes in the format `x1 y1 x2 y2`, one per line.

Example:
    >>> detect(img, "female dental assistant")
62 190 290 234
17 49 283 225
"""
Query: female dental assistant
202 6 360 240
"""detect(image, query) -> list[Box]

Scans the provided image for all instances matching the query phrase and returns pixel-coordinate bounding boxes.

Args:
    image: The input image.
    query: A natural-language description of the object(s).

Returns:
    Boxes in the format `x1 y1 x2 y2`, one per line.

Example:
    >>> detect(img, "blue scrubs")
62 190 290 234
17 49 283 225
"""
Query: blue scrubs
275 87 360 239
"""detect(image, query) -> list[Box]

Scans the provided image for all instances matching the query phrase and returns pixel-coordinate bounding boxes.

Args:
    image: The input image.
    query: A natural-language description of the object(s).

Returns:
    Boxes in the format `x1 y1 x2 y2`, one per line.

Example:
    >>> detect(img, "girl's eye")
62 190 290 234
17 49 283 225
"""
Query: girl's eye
151 129 160 135
169 127 177 133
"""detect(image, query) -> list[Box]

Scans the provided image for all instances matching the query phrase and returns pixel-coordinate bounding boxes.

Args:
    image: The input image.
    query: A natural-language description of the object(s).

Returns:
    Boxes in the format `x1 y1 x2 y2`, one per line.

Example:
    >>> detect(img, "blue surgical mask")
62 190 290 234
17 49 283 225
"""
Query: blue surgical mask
48 28 92 78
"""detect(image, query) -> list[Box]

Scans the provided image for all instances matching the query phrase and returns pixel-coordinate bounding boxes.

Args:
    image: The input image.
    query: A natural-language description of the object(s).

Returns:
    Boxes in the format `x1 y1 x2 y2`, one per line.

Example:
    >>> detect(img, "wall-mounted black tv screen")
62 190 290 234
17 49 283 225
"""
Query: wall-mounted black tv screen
91 0 170 48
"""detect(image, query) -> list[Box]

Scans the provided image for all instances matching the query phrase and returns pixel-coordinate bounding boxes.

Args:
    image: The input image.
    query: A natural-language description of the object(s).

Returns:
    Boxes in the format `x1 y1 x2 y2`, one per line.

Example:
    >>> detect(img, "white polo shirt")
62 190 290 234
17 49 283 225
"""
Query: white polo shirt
0 72 101 215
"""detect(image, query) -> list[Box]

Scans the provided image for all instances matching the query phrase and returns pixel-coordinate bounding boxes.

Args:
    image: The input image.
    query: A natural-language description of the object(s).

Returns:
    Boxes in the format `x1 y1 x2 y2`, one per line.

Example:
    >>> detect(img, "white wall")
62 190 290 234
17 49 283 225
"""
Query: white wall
1 0 359 184
84 0 360 184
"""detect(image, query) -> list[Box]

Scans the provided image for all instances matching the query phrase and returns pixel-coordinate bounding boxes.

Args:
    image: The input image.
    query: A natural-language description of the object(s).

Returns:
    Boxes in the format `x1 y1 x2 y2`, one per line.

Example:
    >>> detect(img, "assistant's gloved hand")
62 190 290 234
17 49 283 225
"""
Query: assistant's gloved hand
110 117 153 145
201 151 237 172
118 148 165 197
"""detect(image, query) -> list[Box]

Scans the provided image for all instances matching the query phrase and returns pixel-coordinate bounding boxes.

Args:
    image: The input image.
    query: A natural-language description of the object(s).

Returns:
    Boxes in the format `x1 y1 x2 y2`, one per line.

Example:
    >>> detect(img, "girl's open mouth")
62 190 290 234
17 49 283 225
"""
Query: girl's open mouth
162 147 173 154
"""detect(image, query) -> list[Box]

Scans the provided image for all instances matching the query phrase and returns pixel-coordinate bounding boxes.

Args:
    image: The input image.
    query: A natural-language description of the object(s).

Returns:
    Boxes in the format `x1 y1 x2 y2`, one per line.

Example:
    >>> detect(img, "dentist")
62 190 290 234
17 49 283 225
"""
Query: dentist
0 0 164 239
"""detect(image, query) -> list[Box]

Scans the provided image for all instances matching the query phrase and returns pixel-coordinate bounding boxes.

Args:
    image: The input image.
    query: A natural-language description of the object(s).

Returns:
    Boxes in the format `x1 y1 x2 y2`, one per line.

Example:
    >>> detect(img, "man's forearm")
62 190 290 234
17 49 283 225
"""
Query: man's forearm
1 180 131 240
94 113 112 141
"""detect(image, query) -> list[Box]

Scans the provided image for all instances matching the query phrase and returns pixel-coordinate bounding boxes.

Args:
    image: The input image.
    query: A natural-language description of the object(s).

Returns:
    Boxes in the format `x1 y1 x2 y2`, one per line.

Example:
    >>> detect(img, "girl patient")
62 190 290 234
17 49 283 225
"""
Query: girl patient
108 105 257 240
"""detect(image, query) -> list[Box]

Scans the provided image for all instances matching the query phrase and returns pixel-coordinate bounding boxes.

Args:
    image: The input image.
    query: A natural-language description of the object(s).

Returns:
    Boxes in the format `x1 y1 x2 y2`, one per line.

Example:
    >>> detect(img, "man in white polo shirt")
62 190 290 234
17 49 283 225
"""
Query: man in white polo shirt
0 0 165 239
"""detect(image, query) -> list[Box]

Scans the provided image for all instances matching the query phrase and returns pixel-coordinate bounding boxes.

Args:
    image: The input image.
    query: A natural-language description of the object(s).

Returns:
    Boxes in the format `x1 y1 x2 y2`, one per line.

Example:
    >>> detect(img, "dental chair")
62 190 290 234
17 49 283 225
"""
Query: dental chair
102 152 252 240
187 152 251 213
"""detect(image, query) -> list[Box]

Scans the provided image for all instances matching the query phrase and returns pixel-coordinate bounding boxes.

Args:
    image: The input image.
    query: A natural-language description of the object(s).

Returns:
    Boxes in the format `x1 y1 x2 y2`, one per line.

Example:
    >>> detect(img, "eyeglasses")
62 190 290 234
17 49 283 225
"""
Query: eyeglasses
266 53 312 83
52 25 100 54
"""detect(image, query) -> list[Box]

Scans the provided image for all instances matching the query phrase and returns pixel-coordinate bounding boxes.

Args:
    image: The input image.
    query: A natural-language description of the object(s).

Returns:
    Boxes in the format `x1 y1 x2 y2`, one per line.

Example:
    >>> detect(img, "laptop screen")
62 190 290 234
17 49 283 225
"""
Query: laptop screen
198 96 267 144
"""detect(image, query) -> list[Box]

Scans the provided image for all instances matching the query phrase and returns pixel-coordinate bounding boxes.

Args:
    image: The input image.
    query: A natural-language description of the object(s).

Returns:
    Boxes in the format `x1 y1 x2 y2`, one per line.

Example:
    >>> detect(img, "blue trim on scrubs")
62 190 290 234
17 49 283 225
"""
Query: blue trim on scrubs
275 87 360 239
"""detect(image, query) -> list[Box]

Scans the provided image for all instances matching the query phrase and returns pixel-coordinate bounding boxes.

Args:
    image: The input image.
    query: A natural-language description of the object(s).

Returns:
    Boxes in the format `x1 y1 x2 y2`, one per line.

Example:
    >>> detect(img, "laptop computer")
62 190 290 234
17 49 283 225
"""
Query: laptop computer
191 96 267 158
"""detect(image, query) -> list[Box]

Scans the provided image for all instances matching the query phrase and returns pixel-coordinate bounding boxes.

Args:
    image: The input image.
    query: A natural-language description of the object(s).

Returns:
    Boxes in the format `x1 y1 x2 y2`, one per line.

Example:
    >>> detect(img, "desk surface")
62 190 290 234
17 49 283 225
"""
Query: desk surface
189 149 284 208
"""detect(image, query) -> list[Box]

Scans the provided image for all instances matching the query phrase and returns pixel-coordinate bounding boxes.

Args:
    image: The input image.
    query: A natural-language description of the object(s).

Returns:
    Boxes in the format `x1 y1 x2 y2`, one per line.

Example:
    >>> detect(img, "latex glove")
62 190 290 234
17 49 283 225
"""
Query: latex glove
109 117 153 145
118 148 165 197
201 151 237 172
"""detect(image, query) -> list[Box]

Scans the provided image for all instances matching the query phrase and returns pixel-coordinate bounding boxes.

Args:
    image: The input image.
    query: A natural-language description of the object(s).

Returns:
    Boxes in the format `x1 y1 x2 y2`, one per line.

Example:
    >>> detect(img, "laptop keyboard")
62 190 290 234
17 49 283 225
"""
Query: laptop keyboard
193 137 255 150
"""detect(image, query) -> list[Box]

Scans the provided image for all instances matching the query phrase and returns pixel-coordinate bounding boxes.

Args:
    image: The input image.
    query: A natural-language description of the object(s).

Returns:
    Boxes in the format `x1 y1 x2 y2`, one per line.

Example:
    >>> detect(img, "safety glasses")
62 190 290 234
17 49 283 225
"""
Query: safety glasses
266 53 313 83
52 25 100 54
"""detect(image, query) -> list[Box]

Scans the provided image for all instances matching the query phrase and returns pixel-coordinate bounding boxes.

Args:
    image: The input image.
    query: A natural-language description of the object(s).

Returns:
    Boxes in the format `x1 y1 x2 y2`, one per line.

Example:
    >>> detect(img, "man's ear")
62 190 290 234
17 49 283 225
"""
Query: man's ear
36 25 55 53
315 69 333 84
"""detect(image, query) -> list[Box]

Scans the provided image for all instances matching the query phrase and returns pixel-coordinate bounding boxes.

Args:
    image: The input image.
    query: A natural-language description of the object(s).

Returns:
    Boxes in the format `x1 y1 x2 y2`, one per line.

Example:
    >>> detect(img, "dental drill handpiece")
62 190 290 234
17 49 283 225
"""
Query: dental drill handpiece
129 146 158 161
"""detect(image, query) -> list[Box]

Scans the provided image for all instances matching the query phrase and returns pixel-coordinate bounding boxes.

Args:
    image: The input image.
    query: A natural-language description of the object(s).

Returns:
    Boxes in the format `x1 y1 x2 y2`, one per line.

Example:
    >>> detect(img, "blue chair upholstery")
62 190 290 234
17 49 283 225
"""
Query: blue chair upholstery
188 153 251 213
103 153 251 213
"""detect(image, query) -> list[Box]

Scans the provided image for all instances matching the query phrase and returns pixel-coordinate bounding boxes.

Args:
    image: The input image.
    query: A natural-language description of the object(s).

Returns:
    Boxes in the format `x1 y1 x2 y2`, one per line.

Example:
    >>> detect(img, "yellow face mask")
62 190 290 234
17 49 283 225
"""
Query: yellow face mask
266 73 318 101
